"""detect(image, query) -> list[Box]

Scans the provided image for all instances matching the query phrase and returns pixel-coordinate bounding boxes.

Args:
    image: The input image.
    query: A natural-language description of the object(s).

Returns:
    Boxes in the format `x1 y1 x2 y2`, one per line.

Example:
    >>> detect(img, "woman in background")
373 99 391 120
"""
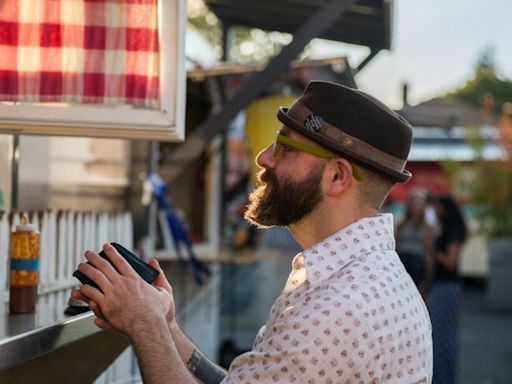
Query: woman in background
430 195 468 384
396 191 434 297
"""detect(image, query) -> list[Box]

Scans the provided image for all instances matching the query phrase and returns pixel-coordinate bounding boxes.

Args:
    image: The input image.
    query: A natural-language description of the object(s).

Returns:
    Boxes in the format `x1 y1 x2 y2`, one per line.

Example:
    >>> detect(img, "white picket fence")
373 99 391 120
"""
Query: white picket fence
0 210 141 384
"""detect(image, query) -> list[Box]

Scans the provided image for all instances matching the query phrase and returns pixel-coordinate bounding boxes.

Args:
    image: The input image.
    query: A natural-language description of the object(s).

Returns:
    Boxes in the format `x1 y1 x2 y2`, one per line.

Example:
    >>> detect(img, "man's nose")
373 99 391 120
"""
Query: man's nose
255 143 276 170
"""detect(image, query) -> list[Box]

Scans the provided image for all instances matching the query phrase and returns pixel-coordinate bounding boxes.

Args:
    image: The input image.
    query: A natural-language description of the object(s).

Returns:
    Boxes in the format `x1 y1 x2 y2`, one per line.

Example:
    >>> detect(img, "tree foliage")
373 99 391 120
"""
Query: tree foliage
445 137 512 238
187 0 296 64
448 48 512 114
443 48 512 237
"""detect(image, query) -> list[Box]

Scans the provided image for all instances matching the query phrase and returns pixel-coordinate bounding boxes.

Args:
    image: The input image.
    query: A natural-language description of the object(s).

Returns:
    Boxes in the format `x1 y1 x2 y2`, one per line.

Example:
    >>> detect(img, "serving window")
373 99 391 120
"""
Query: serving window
0 0 186 141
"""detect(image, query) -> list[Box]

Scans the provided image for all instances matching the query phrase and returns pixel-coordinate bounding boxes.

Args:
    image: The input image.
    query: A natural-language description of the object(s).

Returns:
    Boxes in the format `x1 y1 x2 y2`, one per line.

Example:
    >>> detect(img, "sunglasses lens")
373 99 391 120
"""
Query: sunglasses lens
272 139 280 156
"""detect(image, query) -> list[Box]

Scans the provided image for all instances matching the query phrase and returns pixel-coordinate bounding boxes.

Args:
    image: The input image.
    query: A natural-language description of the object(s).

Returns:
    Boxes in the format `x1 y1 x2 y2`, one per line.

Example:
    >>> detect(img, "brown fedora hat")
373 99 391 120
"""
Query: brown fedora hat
277 81 413 183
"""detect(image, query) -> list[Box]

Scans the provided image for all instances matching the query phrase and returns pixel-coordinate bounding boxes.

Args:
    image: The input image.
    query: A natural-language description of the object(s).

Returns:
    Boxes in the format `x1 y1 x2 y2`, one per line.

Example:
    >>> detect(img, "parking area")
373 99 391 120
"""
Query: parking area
460 285 512 384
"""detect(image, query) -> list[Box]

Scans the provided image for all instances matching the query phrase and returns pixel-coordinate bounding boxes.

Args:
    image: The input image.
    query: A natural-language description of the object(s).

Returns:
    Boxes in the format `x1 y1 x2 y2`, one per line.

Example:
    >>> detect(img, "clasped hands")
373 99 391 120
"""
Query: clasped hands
71 243 175 336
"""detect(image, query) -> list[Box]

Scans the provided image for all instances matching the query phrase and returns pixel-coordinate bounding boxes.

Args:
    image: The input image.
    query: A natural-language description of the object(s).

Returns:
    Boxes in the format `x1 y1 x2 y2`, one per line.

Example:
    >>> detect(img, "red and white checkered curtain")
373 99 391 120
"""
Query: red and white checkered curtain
0 0 160 109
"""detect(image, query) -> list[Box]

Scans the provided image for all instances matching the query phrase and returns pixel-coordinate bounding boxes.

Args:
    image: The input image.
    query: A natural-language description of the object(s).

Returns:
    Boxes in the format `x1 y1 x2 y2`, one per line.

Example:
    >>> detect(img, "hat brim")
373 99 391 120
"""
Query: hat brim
277 107 412 183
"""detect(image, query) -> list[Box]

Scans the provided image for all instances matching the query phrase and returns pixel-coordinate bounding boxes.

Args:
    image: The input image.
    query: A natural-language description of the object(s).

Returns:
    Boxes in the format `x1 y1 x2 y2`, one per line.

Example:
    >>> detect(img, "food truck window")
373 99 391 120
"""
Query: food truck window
0 0 186 141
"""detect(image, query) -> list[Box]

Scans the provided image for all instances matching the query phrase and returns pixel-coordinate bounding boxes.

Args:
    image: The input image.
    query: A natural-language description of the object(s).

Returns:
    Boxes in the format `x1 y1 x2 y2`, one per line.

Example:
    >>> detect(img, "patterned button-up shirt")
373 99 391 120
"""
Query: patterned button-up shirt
222 214 433 384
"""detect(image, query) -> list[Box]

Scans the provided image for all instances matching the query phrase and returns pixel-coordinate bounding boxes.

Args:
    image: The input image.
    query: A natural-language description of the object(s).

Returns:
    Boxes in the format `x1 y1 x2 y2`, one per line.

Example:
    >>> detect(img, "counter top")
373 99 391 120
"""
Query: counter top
0 304 98 370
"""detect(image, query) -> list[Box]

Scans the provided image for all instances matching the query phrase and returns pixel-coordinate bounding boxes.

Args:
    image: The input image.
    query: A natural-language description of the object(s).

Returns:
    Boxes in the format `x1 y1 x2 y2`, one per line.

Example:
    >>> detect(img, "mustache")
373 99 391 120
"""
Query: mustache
257 168 276 185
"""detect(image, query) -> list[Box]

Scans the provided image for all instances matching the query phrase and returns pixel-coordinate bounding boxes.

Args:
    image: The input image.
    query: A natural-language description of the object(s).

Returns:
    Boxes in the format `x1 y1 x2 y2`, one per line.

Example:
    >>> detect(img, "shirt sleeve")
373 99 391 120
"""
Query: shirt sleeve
221 286 384 384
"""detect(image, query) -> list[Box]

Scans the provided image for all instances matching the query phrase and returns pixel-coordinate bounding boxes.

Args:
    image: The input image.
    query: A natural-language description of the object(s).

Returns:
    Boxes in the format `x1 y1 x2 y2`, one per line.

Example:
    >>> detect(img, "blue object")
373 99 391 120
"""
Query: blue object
10 258 39 271
149 173 210 285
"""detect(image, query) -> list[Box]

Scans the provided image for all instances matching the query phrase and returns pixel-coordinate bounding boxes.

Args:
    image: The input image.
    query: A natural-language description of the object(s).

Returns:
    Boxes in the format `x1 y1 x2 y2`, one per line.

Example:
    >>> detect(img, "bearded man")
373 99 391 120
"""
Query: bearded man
73 81 433 383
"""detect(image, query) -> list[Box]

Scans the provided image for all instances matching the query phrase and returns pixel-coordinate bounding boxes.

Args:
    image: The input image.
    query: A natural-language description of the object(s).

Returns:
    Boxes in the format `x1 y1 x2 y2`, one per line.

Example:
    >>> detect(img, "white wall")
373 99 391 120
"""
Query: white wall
19 136 129 187
16 136 130 211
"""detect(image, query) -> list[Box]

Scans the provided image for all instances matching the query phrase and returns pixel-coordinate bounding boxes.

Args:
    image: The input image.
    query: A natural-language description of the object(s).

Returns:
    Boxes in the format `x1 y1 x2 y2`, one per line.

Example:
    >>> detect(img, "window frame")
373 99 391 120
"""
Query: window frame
0 0 186 142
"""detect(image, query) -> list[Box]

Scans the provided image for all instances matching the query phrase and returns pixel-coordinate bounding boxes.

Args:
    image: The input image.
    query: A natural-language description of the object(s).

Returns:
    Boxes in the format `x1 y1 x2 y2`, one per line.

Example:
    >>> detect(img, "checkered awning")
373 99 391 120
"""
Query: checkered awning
0 0 160 109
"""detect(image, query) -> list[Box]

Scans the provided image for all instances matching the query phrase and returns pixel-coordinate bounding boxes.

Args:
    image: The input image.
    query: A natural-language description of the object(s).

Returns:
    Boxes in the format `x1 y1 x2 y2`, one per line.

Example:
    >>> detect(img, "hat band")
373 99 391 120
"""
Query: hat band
286 101 407 173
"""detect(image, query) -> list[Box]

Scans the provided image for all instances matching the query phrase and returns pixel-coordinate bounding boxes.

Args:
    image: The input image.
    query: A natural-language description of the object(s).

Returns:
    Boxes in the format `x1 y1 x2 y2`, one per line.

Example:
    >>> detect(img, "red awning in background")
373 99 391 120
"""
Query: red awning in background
389 161 452 202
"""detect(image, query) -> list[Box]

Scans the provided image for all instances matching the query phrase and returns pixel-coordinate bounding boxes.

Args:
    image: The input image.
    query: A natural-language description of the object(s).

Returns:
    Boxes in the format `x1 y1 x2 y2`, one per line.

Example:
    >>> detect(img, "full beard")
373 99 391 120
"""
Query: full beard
244 162 325 228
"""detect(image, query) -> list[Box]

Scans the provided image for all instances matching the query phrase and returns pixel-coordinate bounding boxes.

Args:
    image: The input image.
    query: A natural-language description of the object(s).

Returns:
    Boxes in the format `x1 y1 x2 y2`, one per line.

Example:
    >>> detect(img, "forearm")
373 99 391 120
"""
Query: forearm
169 321 227 384
130 317 197 384
168 320 196 366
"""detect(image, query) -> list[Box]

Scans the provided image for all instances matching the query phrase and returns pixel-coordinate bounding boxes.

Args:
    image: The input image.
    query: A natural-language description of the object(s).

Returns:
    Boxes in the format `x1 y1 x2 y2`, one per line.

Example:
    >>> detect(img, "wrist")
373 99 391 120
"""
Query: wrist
127 313 168 340
169 319 186 348
169 318 180 333
167 319 197 366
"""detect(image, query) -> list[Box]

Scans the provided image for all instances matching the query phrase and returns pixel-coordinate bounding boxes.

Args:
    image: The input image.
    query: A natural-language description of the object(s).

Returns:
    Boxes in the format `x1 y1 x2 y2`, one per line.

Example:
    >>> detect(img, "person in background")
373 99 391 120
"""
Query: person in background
424 190 441 236
396 190 434 298
430 195 468 384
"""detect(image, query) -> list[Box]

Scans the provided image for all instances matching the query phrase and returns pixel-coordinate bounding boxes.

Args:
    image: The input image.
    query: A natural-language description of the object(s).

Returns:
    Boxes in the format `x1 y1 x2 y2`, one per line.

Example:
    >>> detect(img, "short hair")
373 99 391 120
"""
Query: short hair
356 168 395 210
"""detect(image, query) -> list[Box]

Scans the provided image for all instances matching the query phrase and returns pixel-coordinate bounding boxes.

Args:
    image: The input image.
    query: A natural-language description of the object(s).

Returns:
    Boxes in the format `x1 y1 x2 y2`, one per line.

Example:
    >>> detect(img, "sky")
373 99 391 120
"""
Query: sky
310 0 512 110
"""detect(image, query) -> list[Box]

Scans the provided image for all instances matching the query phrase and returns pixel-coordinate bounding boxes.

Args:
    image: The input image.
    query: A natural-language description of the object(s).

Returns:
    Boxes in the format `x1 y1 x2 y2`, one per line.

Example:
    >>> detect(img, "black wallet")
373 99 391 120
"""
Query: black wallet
73 242 159 290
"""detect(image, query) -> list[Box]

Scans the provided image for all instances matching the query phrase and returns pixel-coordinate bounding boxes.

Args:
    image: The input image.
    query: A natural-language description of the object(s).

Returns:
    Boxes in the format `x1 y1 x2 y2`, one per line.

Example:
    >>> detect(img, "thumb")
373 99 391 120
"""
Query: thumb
150 259 172 291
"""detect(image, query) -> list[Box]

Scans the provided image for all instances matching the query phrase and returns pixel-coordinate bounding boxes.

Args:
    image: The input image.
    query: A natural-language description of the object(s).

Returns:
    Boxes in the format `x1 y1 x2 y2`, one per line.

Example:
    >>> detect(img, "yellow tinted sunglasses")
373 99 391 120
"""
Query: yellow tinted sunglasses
272 131 363 181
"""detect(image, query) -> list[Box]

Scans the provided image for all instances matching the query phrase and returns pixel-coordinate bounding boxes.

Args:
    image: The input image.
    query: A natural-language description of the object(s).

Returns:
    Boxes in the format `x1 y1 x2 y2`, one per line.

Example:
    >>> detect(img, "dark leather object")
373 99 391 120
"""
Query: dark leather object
73 243 158 290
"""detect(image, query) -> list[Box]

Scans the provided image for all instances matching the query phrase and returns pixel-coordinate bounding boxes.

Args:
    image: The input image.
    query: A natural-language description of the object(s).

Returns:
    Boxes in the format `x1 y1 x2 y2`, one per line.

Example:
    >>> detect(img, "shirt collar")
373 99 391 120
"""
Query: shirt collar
301 213 395 285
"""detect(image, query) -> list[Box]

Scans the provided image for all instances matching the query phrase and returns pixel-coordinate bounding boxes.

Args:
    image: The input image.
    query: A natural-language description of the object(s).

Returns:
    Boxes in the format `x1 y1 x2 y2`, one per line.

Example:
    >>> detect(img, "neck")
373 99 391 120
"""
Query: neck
288 200 378 250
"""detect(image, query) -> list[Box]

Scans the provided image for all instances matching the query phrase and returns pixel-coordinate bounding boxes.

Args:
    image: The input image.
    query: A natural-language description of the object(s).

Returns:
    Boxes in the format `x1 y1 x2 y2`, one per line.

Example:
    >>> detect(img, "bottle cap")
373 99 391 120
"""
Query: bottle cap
16 214 37 232
16 223 37 232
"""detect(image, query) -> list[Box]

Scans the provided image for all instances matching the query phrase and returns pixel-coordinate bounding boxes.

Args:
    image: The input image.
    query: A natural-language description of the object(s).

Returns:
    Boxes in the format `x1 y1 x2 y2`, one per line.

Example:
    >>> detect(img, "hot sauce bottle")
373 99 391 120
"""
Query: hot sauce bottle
9 214 40 314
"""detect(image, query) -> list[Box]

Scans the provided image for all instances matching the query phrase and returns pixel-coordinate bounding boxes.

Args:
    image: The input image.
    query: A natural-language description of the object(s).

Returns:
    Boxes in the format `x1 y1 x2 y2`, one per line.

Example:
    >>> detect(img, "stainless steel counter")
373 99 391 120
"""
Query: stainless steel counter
0 304 98 370
0 304 131 383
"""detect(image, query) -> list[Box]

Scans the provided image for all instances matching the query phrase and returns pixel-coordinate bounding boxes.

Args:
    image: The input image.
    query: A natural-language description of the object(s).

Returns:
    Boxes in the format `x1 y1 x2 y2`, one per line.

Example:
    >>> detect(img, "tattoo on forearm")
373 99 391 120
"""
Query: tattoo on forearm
186 349 227 384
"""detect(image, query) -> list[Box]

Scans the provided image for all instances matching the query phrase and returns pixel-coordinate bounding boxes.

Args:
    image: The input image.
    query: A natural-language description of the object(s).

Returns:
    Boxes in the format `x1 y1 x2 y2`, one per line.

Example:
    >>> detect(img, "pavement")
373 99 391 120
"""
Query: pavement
459 285 512 384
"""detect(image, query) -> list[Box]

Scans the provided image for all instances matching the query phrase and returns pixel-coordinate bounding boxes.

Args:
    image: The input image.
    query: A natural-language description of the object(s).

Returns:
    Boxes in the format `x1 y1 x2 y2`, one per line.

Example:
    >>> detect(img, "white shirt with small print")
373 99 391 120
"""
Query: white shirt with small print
221 214 433 384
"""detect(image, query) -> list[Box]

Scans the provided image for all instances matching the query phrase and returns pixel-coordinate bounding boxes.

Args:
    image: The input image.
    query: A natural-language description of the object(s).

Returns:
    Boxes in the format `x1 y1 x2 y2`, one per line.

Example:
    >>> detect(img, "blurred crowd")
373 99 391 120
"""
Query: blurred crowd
396 190 468 384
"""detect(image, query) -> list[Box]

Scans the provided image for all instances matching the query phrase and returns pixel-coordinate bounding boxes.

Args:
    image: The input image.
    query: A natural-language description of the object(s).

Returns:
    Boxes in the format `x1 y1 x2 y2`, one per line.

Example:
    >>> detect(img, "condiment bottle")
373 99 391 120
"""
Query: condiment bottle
9 214 40 314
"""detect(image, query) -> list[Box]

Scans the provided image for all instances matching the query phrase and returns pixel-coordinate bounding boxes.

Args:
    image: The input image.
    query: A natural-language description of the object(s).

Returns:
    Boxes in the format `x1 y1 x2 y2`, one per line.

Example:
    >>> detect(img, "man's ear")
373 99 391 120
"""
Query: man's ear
324 158 355 197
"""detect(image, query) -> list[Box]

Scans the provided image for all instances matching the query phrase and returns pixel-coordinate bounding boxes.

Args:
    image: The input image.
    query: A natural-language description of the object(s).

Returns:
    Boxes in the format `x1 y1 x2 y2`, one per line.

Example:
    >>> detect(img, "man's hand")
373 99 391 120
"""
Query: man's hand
71 244 175 337
148 259 176 324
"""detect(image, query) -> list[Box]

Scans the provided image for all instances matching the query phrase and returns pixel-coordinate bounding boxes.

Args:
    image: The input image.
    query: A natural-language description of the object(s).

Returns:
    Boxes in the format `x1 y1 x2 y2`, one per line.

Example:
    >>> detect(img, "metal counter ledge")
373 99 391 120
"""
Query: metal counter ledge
0 303 131 383
0 304 99 370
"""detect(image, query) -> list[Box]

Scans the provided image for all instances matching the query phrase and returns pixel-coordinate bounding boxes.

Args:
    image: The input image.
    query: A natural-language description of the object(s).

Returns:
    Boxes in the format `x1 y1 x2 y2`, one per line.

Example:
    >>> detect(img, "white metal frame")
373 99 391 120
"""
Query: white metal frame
0 0 186 142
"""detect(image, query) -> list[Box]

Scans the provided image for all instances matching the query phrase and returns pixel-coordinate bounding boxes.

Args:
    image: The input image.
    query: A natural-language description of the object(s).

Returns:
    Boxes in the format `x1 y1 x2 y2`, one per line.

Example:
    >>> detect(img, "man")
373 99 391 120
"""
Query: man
72 81 433 383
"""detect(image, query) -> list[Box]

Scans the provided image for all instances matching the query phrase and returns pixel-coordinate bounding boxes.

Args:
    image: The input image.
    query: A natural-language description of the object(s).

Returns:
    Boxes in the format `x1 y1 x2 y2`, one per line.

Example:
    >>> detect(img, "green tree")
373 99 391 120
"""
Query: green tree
187 0 297 63
443 132 512 238
442 48 512 237
448 47 512 114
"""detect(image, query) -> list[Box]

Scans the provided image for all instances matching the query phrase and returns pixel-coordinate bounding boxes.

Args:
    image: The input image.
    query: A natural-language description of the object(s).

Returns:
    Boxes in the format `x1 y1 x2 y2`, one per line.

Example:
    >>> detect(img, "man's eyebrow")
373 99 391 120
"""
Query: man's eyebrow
279 126 292 137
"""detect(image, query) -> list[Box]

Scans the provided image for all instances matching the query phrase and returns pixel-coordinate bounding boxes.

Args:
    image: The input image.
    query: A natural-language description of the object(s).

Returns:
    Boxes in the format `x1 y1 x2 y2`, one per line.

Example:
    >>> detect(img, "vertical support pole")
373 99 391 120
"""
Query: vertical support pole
10 135 20 211
218 22 232 246
219 21 236 352
146 141 160 257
